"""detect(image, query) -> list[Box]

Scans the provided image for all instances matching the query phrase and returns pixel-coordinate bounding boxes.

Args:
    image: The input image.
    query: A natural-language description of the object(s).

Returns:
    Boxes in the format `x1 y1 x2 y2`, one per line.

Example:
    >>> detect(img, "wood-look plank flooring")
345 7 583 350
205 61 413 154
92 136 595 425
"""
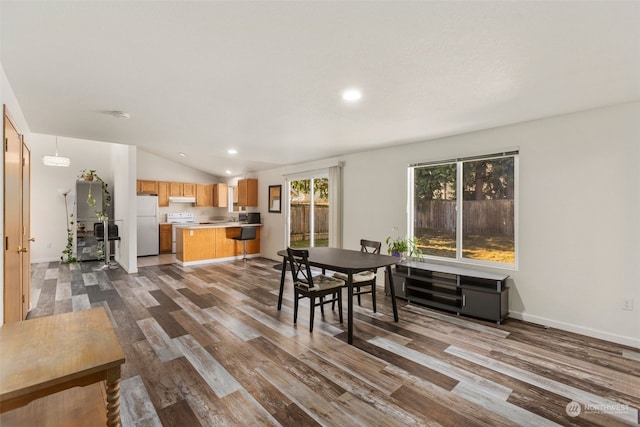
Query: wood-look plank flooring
5 259 640 426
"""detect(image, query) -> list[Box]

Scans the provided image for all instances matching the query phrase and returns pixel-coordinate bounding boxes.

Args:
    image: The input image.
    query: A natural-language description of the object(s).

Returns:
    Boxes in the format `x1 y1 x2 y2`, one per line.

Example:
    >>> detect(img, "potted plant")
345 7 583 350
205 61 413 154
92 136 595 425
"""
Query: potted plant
80 169 96 181
60 189 78 263
385 227 422 260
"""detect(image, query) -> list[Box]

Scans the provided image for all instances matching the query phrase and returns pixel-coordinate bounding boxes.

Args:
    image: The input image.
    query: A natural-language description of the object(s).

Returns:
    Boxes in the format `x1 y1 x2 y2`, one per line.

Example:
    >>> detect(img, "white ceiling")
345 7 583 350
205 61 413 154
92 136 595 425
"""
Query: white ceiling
2 1 639 177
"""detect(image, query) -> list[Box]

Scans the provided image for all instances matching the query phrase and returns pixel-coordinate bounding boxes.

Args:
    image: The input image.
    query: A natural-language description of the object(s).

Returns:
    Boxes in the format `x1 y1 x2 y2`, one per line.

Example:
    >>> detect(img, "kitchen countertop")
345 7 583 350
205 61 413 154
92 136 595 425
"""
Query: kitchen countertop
173 222 262 229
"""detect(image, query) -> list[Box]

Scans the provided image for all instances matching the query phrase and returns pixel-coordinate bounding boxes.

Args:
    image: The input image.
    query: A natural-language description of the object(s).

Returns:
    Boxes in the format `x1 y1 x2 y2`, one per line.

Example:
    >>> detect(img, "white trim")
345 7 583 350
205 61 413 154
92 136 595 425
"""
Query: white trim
177 253 261 266
509 311 640 349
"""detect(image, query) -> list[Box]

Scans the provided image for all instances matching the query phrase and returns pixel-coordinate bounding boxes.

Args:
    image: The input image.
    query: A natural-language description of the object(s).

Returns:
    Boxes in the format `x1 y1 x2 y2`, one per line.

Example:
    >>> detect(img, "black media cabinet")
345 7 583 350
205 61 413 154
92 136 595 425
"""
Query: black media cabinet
385 260 510 323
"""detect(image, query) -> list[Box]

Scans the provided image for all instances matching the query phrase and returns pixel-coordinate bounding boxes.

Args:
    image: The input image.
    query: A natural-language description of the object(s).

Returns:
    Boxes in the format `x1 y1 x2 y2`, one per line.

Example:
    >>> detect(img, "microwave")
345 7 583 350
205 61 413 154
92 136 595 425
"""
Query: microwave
247 212 261 224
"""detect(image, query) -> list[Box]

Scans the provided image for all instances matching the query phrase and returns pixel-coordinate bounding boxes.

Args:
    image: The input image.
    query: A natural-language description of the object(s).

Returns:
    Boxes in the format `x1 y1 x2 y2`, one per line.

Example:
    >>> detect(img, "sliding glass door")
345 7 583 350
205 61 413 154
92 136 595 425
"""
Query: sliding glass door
288 176 329 248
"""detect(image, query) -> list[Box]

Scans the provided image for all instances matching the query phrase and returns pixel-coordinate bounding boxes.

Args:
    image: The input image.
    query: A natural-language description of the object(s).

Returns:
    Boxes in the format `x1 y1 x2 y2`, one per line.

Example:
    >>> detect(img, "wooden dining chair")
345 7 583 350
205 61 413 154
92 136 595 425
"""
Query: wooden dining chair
333 239 382 312
286 248 344 332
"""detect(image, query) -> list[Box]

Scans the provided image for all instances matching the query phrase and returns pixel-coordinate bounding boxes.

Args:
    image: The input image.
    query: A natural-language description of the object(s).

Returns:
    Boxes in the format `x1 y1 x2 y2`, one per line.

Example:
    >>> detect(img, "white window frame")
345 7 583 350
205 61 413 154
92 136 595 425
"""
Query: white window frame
409 152 519 270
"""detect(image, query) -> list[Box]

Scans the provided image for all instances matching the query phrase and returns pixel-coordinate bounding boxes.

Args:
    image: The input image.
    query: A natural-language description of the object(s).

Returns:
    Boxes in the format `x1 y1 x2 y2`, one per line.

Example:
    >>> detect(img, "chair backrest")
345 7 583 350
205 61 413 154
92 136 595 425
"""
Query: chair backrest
360 239 381 255
94 223 119 239
240 226 257 240
286 248 314 287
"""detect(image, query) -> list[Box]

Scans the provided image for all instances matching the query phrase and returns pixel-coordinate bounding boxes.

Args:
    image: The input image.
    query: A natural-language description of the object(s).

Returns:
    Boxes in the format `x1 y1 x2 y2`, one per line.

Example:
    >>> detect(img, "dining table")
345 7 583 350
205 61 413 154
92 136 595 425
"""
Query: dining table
277 247 399 344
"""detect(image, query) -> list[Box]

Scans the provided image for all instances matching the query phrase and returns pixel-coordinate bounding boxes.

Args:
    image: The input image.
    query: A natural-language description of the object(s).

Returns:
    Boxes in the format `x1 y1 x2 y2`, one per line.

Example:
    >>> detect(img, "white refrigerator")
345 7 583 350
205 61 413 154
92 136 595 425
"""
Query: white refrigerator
137 195 159 256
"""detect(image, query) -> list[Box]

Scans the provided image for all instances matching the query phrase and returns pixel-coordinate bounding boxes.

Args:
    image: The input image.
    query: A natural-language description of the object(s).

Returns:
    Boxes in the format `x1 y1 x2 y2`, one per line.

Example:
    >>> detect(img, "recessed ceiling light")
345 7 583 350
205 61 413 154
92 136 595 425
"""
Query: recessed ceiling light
225 170 232 174
227 149 237 155
342 88 362 102
179 152 187 157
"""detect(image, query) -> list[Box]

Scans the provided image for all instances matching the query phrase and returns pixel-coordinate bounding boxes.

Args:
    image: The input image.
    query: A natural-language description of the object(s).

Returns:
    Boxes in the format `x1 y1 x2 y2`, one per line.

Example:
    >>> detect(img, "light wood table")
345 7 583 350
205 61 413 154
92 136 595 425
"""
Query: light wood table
0 307 125 426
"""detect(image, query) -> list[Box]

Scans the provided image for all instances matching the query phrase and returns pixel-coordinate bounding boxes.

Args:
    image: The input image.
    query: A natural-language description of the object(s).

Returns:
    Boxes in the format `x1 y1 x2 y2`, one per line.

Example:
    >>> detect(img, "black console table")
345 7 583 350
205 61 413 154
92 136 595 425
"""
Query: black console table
385 260 509 323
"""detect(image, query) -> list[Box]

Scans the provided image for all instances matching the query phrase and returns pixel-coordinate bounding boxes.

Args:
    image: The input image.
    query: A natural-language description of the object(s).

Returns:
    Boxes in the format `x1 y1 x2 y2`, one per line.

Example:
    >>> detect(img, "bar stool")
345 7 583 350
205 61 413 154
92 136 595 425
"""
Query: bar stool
94 222 121 267
233 226 257 261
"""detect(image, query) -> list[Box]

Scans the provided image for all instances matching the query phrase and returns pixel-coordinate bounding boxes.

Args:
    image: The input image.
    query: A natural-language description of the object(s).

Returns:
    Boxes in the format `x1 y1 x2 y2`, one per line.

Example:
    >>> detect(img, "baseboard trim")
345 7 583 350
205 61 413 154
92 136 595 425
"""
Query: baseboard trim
509 311 639 349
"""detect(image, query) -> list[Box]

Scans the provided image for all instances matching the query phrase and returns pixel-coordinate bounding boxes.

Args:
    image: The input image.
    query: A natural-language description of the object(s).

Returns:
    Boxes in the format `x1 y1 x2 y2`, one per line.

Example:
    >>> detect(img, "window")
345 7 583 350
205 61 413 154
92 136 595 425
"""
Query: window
410 152 518 267
228 186 246 213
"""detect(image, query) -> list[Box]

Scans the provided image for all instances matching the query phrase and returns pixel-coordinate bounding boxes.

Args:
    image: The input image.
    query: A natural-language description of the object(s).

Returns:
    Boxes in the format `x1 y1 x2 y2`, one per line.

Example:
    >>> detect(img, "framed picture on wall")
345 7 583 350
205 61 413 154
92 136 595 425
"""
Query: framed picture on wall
268 185 281 213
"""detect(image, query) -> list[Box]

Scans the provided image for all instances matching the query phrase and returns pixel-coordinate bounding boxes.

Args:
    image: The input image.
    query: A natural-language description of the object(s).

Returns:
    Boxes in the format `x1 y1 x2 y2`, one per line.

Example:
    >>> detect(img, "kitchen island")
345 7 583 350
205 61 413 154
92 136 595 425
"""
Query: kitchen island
175 222 262 265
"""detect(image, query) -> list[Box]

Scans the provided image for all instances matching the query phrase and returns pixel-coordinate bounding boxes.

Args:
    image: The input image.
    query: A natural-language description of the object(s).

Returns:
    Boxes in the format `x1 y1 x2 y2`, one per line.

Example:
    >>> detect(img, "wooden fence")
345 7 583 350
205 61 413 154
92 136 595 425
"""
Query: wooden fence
289 200 513 240
415 200 514 235
290 203 329 242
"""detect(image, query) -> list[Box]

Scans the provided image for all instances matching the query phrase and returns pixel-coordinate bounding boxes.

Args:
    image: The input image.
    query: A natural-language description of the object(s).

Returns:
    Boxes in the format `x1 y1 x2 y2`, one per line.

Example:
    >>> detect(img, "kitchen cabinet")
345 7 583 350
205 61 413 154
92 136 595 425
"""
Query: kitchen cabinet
183 183 196 197
159 224 172 254
176 225 261 263
169 182 183 197
237 178 258 207
158 182 170 207
213 183 228 207
137 180 158 194
195 184 213 207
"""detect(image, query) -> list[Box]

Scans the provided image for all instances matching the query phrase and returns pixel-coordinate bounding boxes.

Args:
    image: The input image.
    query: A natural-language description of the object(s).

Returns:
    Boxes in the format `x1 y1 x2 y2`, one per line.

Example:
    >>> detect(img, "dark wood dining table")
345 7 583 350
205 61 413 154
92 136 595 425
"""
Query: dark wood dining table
277 247 399 344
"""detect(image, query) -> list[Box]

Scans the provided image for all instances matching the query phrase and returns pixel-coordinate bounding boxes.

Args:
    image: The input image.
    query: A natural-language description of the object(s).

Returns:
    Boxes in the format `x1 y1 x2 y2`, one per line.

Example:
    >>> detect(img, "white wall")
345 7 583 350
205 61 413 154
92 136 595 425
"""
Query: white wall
29 134 114 263
112 144 137 273
258 102 640 347
137 149 222 183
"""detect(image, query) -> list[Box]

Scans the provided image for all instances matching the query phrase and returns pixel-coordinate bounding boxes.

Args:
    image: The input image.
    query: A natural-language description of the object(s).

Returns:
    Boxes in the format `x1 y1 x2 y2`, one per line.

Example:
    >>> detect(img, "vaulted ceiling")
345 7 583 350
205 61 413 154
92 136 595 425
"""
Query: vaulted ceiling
2 1 639 177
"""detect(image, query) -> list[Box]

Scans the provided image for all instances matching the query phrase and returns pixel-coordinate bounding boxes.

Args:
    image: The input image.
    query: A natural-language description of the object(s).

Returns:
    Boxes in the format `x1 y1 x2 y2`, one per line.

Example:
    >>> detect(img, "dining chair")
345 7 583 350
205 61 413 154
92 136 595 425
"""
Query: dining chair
333 239 382 312
287 247 344 332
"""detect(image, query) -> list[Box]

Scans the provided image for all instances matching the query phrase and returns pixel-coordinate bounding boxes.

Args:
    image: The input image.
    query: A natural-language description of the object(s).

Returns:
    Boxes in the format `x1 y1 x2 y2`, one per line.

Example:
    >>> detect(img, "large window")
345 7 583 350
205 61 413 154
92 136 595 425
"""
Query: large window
410 152 518 267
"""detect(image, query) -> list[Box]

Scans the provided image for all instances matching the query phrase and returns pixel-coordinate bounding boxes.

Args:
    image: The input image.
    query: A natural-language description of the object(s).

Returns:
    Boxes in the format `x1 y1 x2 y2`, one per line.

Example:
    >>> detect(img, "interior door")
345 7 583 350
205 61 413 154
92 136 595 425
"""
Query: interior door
3 109 24 323
22 141 31 316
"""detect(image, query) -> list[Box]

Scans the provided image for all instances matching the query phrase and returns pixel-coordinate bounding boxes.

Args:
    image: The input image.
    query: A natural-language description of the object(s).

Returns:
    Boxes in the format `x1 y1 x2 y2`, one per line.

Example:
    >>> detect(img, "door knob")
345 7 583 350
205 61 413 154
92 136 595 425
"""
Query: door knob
17 246 28 253
29 237 36 242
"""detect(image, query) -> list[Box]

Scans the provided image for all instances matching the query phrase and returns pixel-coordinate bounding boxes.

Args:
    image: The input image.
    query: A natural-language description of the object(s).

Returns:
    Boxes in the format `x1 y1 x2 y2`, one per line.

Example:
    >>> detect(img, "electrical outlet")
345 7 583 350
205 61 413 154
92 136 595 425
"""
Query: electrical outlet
622 298 633 311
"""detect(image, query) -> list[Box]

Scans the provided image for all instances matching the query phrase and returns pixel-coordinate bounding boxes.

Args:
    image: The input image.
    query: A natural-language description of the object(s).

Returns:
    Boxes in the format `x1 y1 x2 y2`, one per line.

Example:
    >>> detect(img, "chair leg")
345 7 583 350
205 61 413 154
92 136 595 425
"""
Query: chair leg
357 284 362 306
309 296 315 332
372 282 376 313
320 296 325 315
337 290 343 323
293 291 299 325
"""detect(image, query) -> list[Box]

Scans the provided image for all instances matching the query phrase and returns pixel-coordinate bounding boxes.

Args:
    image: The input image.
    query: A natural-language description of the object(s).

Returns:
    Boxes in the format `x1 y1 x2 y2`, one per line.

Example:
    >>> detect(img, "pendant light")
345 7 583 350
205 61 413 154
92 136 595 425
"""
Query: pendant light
42 136 70 167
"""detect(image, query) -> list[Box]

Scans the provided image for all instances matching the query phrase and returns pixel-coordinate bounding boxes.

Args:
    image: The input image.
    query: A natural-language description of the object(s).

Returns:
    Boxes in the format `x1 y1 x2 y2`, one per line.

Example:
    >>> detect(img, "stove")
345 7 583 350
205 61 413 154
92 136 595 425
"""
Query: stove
166 213 198 253
166 212 198 224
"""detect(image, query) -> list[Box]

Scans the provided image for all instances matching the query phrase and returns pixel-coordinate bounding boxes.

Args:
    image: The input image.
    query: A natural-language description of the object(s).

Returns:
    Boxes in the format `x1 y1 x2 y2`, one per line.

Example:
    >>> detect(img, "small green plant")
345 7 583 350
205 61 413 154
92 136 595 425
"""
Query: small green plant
60 190 78 263
385 227 422 260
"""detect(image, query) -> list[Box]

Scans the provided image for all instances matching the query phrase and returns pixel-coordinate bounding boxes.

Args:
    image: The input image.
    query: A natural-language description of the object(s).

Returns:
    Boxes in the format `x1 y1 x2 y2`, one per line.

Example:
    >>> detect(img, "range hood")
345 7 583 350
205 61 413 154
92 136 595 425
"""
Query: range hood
169 196 196 203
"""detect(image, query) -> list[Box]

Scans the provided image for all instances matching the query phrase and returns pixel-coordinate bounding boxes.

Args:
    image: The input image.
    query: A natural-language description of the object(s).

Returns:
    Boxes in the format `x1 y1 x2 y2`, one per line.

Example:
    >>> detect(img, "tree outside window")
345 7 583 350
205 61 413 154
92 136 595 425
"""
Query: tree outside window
411 153 517 266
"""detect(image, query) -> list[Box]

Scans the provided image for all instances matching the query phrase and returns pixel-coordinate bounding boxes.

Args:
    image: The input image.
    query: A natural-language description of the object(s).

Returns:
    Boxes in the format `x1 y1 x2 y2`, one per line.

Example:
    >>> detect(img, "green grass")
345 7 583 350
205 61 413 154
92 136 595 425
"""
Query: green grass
290 238 328 248
415 228 514 264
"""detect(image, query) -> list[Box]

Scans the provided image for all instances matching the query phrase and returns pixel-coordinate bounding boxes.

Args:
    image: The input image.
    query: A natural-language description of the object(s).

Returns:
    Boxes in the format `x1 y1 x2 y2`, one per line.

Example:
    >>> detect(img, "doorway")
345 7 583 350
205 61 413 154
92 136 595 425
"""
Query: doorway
288 176 329 248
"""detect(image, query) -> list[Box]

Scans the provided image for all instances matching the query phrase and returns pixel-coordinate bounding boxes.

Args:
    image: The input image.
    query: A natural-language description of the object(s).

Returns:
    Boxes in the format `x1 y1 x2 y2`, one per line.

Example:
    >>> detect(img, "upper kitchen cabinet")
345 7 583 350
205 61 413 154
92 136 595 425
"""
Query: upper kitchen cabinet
237 179 258 207
169 182 183 197
158 181 170 207
213 183 228 208
183 183 196 197
137 180 158 194
195 184 213 207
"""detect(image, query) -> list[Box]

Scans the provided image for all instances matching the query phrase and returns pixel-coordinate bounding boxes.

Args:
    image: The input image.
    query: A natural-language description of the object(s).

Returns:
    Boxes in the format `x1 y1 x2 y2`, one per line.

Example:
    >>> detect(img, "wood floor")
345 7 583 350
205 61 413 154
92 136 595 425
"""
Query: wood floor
7 259 640 426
